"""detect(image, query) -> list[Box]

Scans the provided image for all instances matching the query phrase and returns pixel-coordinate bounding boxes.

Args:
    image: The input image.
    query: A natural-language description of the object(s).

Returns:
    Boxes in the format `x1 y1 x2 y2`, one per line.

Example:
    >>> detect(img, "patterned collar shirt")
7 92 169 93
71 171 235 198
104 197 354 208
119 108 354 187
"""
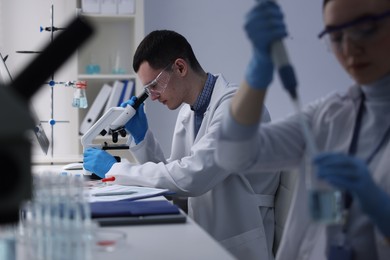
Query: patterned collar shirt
190 73 217 138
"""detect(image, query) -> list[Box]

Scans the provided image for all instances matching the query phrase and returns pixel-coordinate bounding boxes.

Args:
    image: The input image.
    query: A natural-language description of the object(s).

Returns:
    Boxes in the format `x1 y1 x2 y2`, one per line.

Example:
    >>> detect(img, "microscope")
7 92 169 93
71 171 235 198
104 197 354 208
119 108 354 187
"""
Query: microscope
81 91 148 175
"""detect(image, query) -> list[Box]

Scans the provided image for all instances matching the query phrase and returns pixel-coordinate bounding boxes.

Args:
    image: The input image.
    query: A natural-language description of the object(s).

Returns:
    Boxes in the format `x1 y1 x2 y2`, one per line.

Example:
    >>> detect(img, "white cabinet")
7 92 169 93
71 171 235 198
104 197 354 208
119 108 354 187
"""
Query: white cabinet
76 0 144 155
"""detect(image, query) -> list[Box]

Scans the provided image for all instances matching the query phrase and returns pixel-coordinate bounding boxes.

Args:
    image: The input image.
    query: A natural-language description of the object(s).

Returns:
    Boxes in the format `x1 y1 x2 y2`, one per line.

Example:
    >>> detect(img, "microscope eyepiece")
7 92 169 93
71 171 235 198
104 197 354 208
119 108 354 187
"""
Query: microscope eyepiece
132 91 149 109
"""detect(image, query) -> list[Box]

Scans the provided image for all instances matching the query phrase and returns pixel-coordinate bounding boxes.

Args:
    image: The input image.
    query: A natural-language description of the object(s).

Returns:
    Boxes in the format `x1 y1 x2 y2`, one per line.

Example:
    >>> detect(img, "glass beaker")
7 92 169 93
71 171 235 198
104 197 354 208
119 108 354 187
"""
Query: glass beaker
85 53 101 74
0 225 17 260
72 81 88 109
110 51 126 75
305 157 344 224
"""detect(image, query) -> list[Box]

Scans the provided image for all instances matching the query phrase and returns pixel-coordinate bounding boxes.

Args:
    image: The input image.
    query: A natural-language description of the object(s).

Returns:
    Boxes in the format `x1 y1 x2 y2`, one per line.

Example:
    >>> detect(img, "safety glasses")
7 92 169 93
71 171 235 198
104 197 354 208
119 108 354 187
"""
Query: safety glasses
318 10 390 51
143 64 173 98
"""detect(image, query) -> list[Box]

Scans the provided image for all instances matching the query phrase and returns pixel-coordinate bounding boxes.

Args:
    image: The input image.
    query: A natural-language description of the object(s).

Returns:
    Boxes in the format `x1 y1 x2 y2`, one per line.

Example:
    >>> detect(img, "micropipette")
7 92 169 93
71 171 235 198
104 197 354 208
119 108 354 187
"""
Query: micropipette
256 0 297 99
256 0 319 157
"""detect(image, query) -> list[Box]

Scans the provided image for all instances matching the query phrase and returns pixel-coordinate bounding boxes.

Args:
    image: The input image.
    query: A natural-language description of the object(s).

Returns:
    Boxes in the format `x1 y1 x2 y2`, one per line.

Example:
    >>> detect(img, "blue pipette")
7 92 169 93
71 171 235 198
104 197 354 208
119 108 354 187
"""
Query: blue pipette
256 0 297 99
256 0 318 156
271 41 298 100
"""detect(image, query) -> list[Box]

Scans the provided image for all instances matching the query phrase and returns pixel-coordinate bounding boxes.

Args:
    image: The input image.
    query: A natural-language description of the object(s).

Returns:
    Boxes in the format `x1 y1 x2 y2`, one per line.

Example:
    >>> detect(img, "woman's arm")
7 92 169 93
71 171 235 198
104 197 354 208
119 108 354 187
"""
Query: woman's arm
230 81 267 126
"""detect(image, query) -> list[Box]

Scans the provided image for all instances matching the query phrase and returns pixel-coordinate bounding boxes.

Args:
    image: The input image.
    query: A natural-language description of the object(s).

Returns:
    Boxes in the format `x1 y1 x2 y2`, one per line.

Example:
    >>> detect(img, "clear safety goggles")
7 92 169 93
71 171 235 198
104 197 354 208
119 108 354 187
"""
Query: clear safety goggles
318 10 390 51
143 64 173 98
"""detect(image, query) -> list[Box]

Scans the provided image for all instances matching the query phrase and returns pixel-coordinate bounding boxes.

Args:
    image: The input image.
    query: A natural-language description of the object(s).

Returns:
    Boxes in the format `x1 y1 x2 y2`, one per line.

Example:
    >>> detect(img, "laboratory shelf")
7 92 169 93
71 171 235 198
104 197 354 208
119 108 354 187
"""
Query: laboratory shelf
75 0 144 154
80 12 136 20
78 74 136 80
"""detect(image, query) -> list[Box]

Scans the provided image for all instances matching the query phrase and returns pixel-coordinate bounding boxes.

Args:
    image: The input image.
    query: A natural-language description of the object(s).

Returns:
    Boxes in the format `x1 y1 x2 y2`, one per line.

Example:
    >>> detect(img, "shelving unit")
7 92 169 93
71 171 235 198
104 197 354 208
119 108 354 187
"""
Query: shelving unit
75 0 144 156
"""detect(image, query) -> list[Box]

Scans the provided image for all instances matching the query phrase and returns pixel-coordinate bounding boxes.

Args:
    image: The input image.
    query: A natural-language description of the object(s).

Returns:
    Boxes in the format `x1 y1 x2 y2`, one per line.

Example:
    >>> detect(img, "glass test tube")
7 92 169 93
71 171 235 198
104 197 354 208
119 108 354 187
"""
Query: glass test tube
291 97 343 224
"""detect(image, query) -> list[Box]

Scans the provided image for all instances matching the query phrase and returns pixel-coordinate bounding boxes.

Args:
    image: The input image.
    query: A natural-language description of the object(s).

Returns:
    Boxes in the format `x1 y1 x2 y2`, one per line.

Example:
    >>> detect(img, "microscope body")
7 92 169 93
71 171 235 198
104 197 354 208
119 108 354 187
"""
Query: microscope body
0 86 34 223
81 105 137 175
81 91 148 175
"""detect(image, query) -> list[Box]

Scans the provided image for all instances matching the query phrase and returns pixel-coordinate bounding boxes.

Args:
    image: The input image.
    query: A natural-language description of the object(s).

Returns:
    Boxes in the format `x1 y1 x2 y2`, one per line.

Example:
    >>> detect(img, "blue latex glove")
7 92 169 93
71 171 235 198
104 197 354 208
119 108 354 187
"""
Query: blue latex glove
244 1 288 89
314 152 390 237
83 147 117 178
120 96 148 144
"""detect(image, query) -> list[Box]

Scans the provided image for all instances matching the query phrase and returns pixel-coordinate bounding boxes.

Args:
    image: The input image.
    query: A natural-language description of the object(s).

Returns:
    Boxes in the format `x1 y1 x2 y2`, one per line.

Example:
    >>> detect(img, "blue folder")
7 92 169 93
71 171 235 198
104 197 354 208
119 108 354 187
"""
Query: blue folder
91 200 180 218
90 200 186 226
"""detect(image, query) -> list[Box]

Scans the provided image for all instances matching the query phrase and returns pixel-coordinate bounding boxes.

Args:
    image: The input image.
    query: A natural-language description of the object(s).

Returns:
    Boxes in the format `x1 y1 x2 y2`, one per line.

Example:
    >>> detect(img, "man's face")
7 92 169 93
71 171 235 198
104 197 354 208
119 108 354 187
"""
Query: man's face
138 61 184 110
323 0 390 84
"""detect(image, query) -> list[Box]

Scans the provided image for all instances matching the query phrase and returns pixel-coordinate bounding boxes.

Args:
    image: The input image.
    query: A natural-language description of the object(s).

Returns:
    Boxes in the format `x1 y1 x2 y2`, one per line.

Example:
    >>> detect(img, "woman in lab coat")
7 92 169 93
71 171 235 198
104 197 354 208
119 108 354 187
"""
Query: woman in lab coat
84 30 280 260
215 0 390 259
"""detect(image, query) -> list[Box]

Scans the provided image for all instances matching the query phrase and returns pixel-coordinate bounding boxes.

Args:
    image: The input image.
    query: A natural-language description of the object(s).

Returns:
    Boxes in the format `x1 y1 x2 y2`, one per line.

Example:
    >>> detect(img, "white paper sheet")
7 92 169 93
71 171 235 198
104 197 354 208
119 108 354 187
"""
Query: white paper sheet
86 184 170 202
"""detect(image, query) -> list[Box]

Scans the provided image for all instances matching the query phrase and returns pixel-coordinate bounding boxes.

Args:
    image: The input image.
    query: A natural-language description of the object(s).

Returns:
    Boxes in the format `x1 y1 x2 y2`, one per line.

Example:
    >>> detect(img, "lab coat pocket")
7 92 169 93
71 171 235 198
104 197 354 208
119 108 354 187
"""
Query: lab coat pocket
220 227 269 260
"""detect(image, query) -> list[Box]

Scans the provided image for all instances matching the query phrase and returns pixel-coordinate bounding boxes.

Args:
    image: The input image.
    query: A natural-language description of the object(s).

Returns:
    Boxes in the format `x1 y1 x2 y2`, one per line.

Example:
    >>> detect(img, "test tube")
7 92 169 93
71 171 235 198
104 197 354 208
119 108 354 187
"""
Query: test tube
291 84 343 224
20 172 92 260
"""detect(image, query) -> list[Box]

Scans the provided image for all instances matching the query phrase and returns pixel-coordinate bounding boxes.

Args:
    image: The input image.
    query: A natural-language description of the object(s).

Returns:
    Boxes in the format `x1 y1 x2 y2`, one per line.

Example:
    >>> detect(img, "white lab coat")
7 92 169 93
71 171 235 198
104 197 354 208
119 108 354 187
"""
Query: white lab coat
106 74 280 260
216 85 390 260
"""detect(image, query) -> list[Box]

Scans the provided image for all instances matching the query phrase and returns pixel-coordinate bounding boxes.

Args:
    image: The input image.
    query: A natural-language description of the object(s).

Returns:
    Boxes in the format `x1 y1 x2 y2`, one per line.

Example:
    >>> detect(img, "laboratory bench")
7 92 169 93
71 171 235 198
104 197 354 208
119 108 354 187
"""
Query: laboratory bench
21 163 237 260
91 213 236 260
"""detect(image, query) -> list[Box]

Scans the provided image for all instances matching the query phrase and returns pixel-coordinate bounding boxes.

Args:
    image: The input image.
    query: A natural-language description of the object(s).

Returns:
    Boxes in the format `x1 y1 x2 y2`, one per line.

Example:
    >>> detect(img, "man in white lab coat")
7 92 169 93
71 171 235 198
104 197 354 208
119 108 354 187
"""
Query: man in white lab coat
84 30 280 260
